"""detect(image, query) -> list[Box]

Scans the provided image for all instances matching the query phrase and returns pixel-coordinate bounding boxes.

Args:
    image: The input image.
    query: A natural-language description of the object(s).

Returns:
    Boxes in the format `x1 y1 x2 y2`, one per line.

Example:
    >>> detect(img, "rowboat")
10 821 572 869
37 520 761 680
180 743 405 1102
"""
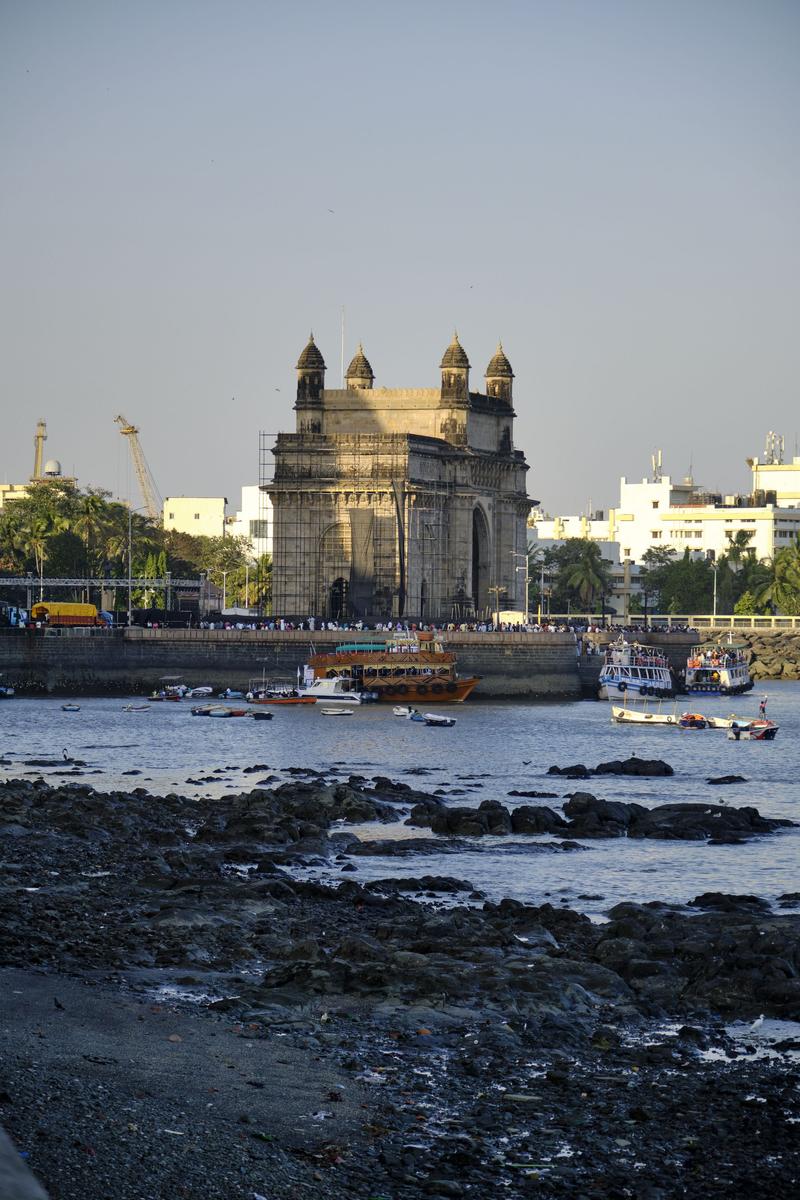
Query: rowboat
319 707 353 716
61 703 81 712
611 705 676 726
191 704 248 718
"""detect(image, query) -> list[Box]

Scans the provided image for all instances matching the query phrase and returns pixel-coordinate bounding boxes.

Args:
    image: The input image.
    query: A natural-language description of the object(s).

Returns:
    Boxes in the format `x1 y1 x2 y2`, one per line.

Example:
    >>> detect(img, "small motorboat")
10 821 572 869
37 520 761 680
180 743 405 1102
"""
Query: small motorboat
122 704 150 712
61 703 81 712
705 713 748 730
217 688 246 700
191 704 247 717
393 705 414 717
424 713 456 727
186 686 214 698
320 707 353 716
0 675 15 698
678 712 708 730
248 710 274 721
728 720 779 741
248 679 316 705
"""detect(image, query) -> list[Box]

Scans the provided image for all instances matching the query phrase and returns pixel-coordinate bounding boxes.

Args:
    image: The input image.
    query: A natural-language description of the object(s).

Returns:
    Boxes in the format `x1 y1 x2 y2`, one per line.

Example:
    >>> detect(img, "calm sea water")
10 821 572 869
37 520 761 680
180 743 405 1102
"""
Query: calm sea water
1 685 798 917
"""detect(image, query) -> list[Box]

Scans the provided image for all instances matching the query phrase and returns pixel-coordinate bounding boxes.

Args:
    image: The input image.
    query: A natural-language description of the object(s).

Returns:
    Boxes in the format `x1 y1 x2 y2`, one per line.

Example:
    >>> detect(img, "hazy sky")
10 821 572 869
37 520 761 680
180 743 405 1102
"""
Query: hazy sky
2 0 798 516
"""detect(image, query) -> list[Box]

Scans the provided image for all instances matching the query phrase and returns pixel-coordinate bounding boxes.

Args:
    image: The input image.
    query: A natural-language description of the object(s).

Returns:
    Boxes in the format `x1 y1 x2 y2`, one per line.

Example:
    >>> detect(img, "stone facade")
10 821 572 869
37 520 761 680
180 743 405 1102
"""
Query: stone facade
266 334 531 622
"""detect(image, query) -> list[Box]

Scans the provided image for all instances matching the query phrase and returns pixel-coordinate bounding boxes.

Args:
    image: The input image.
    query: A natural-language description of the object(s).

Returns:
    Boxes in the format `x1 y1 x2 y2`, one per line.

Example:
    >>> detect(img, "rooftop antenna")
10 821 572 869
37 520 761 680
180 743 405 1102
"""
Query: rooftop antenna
764 430 784 465
650 449 663 483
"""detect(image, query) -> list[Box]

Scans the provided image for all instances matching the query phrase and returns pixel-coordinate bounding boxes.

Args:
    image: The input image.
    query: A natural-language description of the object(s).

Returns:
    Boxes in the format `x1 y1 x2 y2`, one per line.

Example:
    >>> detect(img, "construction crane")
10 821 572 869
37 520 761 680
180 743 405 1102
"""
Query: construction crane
115 414 162 521
33 420 47 479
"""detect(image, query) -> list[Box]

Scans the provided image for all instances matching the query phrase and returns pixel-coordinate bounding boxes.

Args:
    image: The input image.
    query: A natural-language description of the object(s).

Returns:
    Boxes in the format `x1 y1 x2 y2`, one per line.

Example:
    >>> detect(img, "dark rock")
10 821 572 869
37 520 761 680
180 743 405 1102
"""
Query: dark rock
508 789 560 798
707 775 747 786
689 893 772 913
548 764 591 779
510 805 567 834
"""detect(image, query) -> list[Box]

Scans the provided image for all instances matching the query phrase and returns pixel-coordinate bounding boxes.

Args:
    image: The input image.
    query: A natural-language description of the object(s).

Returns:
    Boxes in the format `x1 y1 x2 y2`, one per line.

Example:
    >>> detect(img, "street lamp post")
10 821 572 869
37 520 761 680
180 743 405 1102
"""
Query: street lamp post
127 505 148 628
511 550 529 621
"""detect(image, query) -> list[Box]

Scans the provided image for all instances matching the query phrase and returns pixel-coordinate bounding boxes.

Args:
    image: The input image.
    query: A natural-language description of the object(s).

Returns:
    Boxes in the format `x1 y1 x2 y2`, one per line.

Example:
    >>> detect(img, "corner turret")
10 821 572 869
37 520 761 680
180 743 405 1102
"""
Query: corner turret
440 332 470 401
484 342 513 405
345 344 374 390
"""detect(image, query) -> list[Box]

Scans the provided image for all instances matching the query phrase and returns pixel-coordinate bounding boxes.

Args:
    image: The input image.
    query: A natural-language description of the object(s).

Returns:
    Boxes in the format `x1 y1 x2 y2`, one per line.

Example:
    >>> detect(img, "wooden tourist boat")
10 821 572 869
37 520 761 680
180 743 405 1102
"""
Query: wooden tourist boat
686 638 753 696
304 632 480 704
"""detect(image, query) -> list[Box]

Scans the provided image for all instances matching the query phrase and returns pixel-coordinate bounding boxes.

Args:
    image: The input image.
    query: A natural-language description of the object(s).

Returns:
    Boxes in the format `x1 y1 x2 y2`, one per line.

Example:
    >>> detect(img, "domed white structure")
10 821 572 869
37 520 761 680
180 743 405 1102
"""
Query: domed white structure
43 459 62 476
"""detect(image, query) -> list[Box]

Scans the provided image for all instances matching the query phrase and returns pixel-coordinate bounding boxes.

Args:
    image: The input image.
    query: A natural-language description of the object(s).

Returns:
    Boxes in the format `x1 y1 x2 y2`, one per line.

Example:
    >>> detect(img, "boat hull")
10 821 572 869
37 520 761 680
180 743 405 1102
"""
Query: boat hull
611 705 676 726
370 677 479 703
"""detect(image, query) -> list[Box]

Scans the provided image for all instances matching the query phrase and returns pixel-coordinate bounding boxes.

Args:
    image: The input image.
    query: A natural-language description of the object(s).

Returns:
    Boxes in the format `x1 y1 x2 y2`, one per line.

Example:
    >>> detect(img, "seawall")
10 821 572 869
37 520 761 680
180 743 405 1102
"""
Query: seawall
3 627 793 698
0 629 582 699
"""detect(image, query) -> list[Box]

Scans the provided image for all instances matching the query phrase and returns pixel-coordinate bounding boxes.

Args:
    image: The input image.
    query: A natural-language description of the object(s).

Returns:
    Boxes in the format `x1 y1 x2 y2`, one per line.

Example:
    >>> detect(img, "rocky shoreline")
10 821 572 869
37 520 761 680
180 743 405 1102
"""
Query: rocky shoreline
1 769 799 1198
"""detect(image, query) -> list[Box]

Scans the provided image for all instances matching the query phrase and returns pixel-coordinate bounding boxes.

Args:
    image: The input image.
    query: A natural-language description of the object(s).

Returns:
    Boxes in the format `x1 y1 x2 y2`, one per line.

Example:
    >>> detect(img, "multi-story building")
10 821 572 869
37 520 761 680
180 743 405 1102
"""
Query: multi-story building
162 496 227 539
532 453 800 568
226 486 272 559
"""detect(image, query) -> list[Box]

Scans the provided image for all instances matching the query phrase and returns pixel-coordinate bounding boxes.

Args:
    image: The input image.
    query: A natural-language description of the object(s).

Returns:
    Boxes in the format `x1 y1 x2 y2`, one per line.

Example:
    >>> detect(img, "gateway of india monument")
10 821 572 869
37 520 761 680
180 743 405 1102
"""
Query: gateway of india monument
265 333 532 623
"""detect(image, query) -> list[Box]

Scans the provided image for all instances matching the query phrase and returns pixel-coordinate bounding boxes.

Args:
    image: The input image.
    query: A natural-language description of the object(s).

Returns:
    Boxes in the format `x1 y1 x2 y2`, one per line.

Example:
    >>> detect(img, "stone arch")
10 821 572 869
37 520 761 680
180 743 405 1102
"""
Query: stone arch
471 506 490 615
329 577 349 621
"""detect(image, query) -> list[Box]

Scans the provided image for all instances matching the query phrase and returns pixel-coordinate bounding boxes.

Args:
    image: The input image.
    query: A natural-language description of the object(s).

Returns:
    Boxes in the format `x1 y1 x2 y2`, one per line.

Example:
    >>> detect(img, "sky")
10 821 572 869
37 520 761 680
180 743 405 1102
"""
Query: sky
1 0 799 517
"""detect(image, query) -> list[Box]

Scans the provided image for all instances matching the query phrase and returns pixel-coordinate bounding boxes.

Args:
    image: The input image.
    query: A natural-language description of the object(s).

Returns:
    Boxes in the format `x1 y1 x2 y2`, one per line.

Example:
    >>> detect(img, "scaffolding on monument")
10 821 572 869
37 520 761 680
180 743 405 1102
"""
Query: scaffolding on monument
406 472 456 623
265 430 443 622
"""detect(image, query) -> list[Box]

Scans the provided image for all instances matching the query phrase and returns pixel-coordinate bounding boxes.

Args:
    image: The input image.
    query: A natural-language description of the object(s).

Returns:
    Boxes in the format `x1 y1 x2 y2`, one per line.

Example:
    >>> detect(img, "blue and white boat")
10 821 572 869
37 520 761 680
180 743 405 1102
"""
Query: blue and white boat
598 637 674 701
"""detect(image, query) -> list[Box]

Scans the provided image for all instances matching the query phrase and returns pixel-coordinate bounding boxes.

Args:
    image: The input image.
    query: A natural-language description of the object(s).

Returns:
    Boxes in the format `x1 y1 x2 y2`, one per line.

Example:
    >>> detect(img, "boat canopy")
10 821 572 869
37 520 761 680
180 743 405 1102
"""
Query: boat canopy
334 643 387 653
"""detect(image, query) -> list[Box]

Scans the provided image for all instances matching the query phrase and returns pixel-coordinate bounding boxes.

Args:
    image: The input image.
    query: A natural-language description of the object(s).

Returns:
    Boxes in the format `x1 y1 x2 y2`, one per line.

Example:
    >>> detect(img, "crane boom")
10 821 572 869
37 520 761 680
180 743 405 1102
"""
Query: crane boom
115 414 162 521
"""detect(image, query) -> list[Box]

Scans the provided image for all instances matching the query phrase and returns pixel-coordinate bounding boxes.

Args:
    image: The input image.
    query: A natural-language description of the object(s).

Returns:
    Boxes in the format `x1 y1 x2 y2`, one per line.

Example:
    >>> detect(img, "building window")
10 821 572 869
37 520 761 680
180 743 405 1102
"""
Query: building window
694 531 702 538
652 501 659 509
194 513 200 520
651 531 661 539
623 548 630 557
249 520 269 539
168 512 174 520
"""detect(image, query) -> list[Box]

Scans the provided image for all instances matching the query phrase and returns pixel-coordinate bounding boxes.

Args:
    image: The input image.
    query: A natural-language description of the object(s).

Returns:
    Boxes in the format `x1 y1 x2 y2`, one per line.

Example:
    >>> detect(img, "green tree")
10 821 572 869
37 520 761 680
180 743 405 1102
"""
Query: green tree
755 536 800 615
562 540 613 608
734 591 757 615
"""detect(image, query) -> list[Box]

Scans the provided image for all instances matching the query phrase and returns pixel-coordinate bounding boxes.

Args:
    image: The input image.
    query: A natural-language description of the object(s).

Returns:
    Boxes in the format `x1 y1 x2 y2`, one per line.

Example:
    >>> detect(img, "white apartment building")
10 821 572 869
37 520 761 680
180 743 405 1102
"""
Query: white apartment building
225 485 273 560
163 496 227 539
532 454 800 568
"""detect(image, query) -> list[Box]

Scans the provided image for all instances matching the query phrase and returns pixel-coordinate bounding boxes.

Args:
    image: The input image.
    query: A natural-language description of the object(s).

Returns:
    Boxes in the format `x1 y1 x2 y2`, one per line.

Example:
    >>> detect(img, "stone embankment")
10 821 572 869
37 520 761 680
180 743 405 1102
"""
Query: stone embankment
0 628 581 698
698 631 800 682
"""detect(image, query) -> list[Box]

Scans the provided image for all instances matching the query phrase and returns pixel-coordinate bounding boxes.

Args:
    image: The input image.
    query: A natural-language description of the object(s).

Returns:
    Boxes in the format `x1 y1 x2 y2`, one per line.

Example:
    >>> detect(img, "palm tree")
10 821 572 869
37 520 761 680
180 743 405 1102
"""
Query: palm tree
72 491 108 575
755 536 800 615
563 541 613 609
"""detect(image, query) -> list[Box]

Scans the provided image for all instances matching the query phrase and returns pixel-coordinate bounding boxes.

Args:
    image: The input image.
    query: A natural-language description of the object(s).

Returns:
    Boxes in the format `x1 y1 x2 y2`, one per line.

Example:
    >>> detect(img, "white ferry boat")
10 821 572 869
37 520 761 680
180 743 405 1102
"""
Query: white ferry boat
685 642 753 696
598 637 674 701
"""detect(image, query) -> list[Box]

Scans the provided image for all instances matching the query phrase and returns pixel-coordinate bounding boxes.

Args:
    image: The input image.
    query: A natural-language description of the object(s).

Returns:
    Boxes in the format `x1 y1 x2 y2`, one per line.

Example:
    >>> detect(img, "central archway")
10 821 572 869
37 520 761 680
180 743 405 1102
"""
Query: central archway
329 577 349 621
471 508 490 615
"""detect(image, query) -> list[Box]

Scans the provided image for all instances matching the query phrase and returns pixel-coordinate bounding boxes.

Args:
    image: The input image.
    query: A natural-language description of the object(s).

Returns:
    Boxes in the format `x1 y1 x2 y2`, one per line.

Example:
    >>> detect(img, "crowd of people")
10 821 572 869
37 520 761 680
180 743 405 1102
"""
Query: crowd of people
191 616 699 638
